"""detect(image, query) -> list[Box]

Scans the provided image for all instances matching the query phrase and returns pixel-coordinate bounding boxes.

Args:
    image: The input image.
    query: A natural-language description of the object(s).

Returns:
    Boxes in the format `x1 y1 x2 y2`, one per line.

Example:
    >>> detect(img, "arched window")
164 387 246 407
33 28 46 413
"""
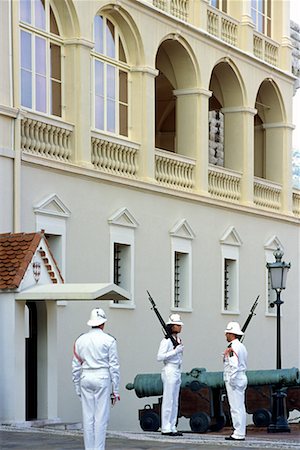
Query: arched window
19 0 62 117
92 15 128 136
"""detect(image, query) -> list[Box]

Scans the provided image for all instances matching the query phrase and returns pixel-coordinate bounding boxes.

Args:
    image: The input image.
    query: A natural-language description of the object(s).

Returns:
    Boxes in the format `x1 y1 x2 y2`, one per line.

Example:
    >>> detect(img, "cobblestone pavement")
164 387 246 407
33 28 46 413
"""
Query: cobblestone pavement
0 425 299 450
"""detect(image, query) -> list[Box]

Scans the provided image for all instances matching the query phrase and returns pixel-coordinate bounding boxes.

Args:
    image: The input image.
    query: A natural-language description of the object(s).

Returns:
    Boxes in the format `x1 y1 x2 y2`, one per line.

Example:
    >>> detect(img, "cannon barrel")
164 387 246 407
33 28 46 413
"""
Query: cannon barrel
126 367 300 398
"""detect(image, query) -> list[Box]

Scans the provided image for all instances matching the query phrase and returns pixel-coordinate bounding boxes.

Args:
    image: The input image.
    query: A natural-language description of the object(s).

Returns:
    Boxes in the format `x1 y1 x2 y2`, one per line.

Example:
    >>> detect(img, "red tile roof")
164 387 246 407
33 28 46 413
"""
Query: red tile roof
0 232 63 290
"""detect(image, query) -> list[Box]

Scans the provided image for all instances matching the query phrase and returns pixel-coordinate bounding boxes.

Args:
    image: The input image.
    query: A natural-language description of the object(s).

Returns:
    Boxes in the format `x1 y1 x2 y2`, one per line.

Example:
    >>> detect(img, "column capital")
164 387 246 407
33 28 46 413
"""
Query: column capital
173 88 212 98
221 106 257 115
131 66 159 77
263 122 295 130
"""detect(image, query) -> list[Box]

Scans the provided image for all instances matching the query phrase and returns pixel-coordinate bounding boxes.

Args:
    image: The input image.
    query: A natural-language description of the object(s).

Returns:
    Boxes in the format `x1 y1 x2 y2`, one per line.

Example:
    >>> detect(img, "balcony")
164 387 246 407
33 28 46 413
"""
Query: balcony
21 112 73 162
208 165 242 202
155 148 195 190
91 132 139 178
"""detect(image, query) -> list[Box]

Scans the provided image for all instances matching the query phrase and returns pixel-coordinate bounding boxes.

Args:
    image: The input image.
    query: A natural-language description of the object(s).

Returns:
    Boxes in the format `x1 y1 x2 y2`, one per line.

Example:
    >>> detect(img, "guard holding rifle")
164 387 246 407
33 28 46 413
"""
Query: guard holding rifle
223 321 248 441
157 314 184 436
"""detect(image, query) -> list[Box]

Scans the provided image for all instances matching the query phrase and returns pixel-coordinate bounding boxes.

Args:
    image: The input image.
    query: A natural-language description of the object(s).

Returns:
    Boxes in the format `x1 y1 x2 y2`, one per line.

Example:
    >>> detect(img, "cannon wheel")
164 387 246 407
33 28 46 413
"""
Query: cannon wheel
209 414 226 432
253 408 272 427
140 411 160 432
189 412 211 433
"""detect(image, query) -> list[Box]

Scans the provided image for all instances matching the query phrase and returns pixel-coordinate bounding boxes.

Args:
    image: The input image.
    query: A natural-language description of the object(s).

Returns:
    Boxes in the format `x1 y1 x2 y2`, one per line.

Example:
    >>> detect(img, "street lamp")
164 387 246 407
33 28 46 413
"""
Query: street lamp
266 247 291 433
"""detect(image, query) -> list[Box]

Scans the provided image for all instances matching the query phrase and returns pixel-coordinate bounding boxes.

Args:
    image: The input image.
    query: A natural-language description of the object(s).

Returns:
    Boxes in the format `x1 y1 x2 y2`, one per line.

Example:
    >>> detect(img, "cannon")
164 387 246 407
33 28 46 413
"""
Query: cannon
126 367 300 433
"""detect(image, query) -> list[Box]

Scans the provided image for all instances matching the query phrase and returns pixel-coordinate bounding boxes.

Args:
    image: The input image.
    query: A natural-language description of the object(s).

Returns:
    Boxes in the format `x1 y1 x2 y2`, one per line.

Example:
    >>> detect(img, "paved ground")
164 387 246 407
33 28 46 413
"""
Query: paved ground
0 424 299 450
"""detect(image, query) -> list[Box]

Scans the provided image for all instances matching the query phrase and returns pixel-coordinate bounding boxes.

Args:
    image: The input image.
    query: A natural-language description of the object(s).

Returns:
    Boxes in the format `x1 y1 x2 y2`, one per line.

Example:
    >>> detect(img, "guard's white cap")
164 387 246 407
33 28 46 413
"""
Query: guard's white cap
87 308 107 327
224 321 244 336
166 313 183 326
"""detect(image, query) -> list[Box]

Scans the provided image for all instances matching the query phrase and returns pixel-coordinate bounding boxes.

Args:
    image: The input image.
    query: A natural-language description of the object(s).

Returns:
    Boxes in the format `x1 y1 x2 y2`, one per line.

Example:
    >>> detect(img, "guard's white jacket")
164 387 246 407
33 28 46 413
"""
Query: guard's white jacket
72 328 120 396
223 338 248 439
157 338 183 367
223 338 247 386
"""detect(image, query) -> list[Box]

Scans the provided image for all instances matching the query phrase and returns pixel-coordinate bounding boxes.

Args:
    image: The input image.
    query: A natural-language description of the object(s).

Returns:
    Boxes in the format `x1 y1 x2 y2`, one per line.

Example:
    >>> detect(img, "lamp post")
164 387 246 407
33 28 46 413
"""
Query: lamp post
266 247 291 433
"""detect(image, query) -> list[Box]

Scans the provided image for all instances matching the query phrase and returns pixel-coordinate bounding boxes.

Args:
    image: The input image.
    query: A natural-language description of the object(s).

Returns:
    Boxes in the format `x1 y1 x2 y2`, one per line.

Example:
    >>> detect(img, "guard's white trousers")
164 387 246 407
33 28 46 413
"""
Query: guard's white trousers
161 364 181 433
80 369 111 450
225 374 247 439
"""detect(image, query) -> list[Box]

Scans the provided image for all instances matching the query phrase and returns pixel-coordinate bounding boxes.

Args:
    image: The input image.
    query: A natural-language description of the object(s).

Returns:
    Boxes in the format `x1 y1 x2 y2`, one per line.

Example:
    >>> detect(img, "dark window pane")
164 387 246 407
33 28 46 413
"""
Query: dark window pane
50 6 59 35
50 43 61 80
119 38 126 62
119 70 127 103
119 104 128 136
51 80 61 116
106 19 115 58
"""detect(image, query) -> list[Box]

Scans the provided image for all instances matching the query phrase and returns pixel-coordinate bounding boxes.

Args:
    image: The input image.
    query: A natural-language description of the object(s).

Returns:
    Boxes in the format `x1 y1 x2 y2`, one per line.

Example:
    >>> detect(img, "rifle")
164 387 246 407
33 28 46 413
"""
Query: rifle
147 290 179 348
240 295 260 342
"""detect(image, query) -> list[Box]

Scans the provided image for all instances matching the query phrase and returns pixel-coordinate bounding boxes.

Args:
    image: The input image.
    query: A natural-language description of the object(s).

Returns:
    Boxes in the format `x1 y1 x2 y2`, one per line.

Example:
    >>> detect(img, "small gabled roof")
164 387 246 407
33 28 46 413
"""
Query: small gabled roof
0 232 63 290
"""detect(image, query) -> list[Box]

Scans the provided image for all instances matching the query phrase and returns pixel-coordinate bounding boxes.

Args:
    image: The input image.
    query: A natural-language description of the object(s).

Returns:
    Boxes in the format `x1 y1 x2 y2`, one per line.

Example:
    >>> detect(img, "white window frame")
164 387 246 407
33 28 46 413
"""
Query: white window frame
171 238 192 311
91 14 129 137
251 0 272 37
220 226 242 314
170 219 195 312
109 225 135 309
19 0 63 117
34 194 70 279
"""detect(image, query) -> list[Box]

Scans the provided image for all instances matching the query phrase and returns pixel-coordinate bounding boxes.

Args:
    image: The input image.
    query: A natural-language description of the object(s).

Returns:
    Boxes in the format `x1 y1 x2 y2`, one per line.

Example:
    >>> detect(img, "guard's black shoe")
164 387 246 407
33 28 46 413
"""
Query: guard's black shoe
172 432 183 436
225 435 245 441
161 432 174 436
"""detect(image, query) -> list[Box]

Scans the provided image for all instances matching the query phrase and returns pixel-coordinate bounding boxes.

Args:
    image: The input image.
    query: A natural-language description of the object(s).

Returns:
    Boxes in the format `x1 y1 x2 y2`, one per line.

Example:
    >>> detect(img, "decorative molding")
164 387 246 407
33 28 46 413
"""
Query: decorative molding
220 225 242 246
34 194 71 218
108 207 139 228
170 219 195 240
264 235 283 251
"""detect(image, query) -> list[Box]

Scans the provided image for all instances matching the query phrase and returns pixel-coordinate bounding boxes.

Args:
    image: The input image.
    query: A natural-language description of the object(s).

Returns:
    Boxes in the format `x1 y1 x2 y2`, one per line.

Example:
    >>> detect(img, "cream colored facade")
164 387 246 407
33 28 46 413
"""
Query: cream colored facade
0 0 299 431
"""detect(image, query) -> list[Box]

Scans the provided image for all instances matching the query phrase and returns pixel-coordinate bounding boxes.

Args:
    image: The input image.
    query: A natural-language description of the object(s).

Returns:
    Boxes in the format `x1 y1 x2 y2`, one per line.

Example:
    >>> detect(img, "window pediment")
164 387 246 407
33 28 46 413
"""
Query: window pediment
34 194 71 218
169 219 195 240
108 207 139 228
220 226 242 246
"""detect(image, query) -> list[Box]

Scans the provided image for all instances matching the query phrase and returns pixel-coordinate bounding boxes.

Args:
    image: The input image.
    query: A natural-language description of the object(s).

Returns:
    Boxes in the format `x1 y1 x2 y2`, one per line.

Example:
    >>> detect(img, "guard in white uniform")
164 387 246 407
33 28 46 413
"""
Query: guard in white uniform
223 321 248 441
157 314 184 436
72 308 120 450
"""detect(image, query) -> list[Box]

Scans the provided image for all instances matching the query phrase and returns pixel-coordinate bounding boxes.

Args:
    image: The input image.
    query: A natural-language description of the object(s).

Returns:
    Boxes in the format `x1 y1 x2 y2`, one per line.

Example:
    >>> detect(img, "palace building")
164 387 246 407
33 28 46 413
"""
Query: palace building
0 0 299 431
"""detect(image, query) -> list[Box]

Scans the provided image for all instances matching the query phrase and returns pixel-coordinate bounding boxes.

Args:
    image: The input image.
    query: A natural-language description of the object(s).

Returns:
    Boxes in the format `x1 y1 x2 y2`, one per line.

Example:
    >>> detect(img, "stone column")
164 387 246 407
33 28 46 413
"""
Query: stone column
174 88 211 193
264 122 294 214
222 106 256 205
65 38 94 167
131 66 158 181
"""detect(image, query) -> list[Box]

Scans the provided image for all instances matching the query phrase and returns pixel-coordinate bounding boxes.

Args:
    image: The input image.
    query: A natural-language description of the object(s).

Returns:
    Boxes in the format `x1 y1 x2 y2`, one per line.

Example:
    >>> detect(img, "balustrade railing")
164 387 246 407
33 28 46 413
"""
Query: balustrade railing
153 0 189 21
207 7 238 46
253 177 281 210
292 189 300 216
21 115 73 161
208 165 241 202
253 32 279 66
155 148 195 190
91 133 139 178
